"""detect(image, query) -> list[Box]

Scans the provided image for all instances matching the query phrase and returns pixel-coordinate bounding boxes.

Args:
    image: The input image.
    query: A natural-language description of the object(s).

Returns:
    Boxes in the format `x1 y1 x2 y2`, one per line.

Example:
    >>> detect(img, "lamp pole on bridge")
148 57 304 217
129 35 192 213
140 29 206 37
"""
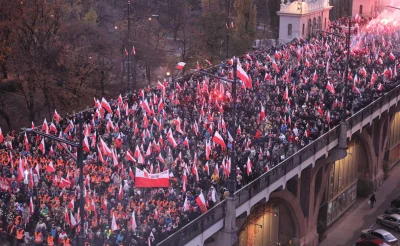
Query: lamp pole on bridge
199 59 238 196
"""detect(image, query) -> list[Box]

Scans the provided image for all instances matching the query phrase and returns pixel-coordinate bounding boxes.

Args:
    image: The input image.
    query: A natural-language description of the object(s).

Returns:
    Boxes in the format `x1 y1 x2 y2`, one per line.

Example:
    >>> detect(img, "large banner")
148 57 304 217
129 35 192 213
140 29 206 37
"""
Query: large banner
135 168 169 188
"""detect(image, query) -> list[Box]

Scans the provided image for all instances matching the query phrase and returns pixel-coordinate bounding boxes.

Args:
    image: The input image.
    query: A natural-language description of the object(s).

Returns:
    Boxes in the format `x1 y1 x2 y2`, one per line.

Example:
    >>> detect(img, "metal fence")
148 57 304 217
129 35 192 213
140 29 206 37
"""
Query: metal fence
157 84 400 246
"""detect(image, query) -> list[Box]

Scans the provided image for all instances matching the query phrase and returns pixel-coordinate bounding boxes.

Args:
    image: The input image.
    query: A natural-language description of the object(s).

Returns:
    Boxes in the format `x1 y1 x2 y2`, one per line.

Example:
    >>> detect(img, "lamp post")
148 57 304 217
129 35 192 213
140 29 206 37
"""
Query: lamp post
199 59 238 196
226 0 231 59
127 1 133 93
22 117 85 246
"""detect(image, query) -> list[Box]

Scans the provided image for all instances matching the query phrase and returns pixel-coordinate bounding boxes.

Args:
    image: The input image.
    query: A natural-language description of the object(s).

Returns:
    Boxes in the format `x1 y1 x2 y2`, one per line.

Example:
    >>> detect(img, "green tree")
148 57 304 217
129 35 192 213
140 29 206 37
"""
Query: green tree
233 0 257 53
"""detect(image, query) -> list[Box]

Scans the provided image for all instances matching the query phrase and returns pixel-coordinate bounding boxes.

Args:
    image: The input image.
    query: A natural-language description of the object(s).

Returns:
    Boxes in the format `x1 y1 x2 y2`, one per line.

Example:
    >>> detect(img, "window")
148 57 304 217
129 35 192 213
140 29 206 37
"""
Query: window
288 24 292 36
359 5 363 14
318 16 322 30
325 18 327 29
308 19 312 36
302 23 305 35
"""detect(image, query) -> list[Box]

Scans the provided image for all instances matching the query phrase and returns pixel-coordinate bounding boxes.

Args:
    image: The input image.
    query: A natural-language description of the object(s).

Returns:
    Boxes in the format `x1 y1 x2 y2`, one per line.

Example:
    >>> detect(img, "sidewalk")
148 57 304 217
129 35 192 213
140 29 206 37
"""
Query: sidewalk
320 164 400 246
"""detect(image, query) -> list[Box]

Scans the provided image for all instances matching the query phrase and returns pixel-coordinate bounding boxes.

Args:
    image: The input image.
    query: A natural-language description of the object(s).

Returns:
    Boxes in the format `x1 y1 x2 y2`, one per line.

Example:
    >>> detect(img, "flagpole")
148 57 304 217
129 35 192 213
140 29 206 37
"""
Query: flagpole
226 0 230 59
229 58 237 197
343 17 351 121
77 117 85 246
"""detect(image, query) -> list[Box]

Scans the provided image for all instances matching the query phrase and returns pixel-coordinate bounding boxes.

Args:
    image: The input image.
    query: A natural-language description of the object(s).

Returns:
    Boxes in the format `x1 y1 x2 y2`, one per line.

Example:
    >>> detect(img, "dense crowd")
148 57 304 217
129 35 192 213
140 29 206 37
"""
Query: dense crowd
0 15 398 246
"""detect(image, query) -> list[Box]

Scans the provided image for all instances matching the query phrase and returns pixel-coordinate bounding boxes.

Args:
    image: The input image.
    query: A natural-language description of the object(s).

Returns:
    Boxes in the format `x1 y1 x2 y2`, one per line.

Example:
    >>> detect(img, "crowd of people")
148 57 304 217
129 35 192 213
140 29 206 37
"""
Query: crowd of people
0 15 398 246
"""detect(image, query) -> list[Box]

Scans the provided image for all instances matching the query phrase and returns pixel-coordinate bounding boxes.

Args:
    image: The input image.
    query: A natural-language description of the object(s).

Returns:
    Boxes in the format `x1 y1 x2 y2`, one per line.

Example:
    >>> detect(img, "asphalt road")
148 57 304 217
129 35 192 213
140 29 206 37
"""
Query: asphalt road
321 165 400 246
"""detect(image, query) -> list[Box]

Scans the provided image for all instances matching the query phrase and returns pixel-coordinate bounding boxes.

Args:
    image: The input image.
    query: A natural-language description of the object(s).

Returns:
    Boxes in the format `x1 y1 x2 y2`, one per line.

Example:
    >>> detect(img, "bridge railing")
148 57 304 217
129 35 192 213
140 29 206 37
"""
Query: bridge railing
157 85 400 246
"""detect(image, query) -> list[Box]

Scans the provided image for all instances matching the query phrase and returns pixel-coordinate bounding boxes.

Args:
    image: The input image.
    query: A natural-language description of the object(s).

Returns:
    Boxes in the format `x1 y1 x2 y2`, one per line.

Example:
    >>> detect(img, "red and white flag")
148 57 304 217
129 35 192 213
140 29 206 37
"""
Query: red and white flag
46 161 55 173
326 81 335 94
176 62 186 70
246 157 252 175
131 211 137 231
212 131 226 149
83 136 90 153
42 119 49 134
101 98 112 113
236 61 251 88
70 212 77 227
29 196 34 215
111 213 118 231
38 138 45 154
135 168 169 188
53 110 61 123
0 128 4 144
195 193 208 213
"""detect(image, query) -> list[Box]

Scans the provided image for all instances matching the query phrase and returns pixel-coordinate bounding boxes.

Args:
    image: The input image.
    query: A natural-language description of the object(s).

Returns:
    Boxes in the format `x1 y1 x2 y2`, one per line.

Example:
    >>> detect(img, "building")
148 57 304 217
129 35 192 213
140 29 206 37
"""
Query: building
330 0 391 20
277 0 333 43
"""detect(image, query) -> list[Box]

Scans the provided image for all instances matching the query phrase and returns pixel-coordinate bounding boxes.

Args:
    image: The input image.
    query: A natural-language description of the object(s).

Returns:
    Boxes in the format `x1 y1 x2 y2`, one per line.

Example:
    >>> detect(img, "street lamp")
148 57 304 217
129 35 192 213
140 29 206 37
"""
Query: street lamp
22 117 85 246
199 59 238 196
226 0 231 59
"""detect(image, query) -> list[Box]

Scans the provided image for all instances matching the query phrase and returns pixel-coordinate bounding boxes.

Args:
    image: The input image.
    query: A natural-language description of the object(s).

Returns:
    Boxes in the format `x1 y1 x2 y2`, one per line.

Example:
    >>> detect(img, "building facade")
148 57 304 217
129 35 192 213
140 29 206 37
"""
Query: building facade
277 0 333 43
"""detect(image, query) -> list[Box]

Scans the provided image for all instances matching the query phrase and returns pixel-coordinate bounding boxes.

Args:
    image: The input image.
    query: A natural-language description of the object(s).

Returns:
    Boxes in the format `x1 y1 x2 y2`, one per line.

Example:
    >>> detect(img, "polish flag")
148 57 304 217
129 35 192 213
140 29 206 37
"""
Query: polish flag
212 131 226 149
205 162 210 176
390 52 396 61
313 70 318 82
246 157 252 175
111 214 118 231
183 137 189 149
83 136 90 152
131 211 137 231
29 196 34 215
272 61 280 73
205 140 211 160
53 110 61 123
182 169 187 192
259 105 265 121
38 138 45 154
126 151 135 162
101 98 112 113
118 184 123 200
305 59 310 68
135 168 169 188
283 86 289 100
205 59 212 66
0 128 4 143
157 81 165 91
46 161 55 172
59 178 71 188
157 153 164 164
101 199 108 213
99 137 112 156
141 99 151 115
214 163 219 177
17 158 24 182
264 72 271 81
371 70 377 84
378 83 383 91
192 164 199 181
326 81 335 94
97 145 105 163
176 62 186 70
195 193 208 213
167 129 178 148
70 212 77 227
42 119 49 134
236 61 251 88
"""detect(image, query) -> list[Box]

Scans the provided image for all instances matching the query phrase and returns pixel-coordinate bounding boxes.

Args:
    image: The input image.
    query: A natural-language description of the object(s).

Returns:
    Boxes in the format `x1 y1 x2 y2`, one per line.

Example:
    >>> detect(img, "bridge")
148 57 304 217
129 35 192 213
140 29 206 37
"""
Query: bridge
158 84 400 246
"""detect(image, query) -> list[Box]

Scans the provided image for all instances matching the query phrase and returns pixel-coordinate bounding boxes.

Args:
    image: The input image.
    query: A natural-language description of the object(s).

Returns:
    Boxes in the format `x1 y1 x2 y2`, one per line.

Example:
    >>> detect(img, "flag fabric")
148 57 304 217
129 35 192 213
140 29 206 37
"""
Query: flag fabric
236 61 251 88
111 214 118 231
101 98 112 113
131 211 137 231
70 212 77 227
53 110 61 123
212 131 226 149
135 168 169 188
176 62 186 70
195 193 208 213
29 196 34 215
0 128 3 144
